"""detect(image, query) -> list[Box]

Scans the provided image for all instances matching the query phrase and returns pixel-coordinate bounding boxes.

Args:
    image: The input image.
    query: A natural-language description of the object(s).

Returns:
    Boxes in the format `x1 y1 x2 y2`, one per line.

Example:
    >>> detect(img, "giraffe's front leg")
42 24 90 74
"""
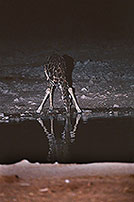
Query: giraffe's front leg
49 85 54 112
36 88 50 113
68 87 82 113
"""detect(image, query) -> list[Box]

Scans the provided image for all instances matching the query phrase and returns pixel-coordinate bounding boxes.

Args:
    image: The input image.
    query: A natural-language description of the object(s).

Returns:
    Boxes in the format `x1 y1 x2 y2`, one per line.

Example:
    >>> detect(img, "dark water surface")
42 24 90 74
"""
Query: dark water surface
0 114 134 164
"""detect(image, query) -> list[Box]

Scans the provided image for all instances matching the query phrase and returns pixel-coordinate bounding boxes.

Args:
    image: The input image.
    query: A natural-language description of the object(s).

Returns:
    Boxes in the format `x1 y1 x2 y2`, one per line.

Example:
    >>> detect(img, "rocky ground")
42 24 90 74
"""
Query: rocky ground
1 173 134 202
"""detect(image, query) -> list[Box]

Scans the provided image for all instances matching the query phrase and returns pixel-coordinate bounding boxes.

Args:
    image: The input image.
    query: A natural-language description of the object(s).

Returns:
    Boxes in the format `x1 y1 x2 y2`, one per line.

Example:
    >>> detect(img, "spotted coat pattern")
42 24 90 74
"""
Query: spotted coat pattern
44 54 72 112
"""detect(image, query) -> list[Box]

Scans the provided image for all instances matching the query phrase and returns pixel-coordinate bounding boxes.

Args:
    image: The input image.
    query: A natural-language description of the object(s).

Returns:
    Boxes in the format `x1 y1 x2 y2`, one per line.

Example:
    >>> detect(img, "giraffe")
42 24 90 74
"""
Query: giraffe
36 54 81 114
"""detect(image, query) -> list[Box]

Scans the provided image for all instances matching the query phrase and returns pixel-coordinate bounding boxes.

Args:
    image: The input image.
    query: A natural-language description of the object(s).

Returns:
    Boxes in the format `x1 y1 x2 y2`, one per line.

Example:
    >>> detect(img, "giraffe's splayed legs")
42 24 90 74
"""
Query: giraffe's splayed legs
37 82 55 113
36 88 50 113
49 85 54 111
36 54 82 114
68 87 82 113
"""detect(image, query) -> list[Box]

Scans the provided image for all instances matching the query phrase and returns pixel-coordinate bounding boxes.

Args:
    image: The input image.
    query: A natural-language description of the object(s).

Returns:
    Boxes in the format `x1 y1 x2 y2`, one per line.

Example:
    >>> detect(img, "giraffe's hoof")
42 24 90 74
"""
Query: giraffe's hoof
77 109 82 114
36 109 41 114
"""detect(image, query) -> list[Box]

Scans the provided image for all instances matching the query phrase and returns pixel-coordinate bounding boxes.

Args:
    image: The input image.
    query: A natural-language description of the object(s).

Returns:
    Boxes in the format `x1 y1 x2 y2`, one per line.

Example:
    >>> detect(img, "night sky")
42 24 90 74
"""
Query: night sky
0 0 134 40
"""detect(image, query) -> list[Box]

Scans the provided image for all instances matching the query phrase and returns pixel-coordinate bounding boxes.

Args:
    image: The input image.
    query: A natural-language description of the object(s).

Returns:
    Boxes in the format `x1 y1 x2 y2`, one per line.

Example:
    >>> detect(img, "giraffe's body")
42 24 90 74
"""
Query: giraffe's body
36 54 81 114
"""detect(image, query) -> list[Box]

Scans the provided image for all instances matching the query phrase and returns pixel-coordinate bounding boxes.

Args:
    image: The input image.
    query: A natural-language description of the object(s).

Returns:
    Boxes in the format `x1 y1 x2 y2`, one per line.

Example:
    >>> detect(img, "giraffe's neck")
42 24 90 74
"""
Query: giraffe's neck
59 82 71 113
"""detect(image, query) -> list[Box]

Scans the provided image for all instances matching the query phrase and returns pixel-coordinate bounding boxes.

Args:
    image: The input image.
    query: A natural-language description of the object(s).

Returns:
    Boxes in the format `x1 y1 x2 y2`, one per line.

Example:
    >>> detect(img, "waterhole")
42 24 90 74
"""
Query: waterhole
0 112 134 164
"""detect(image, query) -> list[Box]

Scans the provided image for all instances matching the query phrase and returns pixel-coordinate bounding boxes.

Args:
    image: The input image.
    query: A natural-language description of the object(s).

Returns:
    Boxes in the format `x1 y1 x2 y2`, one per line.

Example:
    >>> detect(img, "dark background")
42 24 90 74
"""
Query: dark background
0 0 134 41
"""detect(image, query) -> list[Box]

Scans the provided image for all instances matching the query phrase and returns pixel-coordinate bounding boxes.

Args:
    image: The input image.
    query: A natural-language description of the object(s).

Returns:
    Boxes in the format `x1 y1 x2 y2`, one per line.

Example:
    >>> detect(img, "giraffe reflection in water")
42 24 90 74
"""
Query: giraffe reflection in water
37 114 81 162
